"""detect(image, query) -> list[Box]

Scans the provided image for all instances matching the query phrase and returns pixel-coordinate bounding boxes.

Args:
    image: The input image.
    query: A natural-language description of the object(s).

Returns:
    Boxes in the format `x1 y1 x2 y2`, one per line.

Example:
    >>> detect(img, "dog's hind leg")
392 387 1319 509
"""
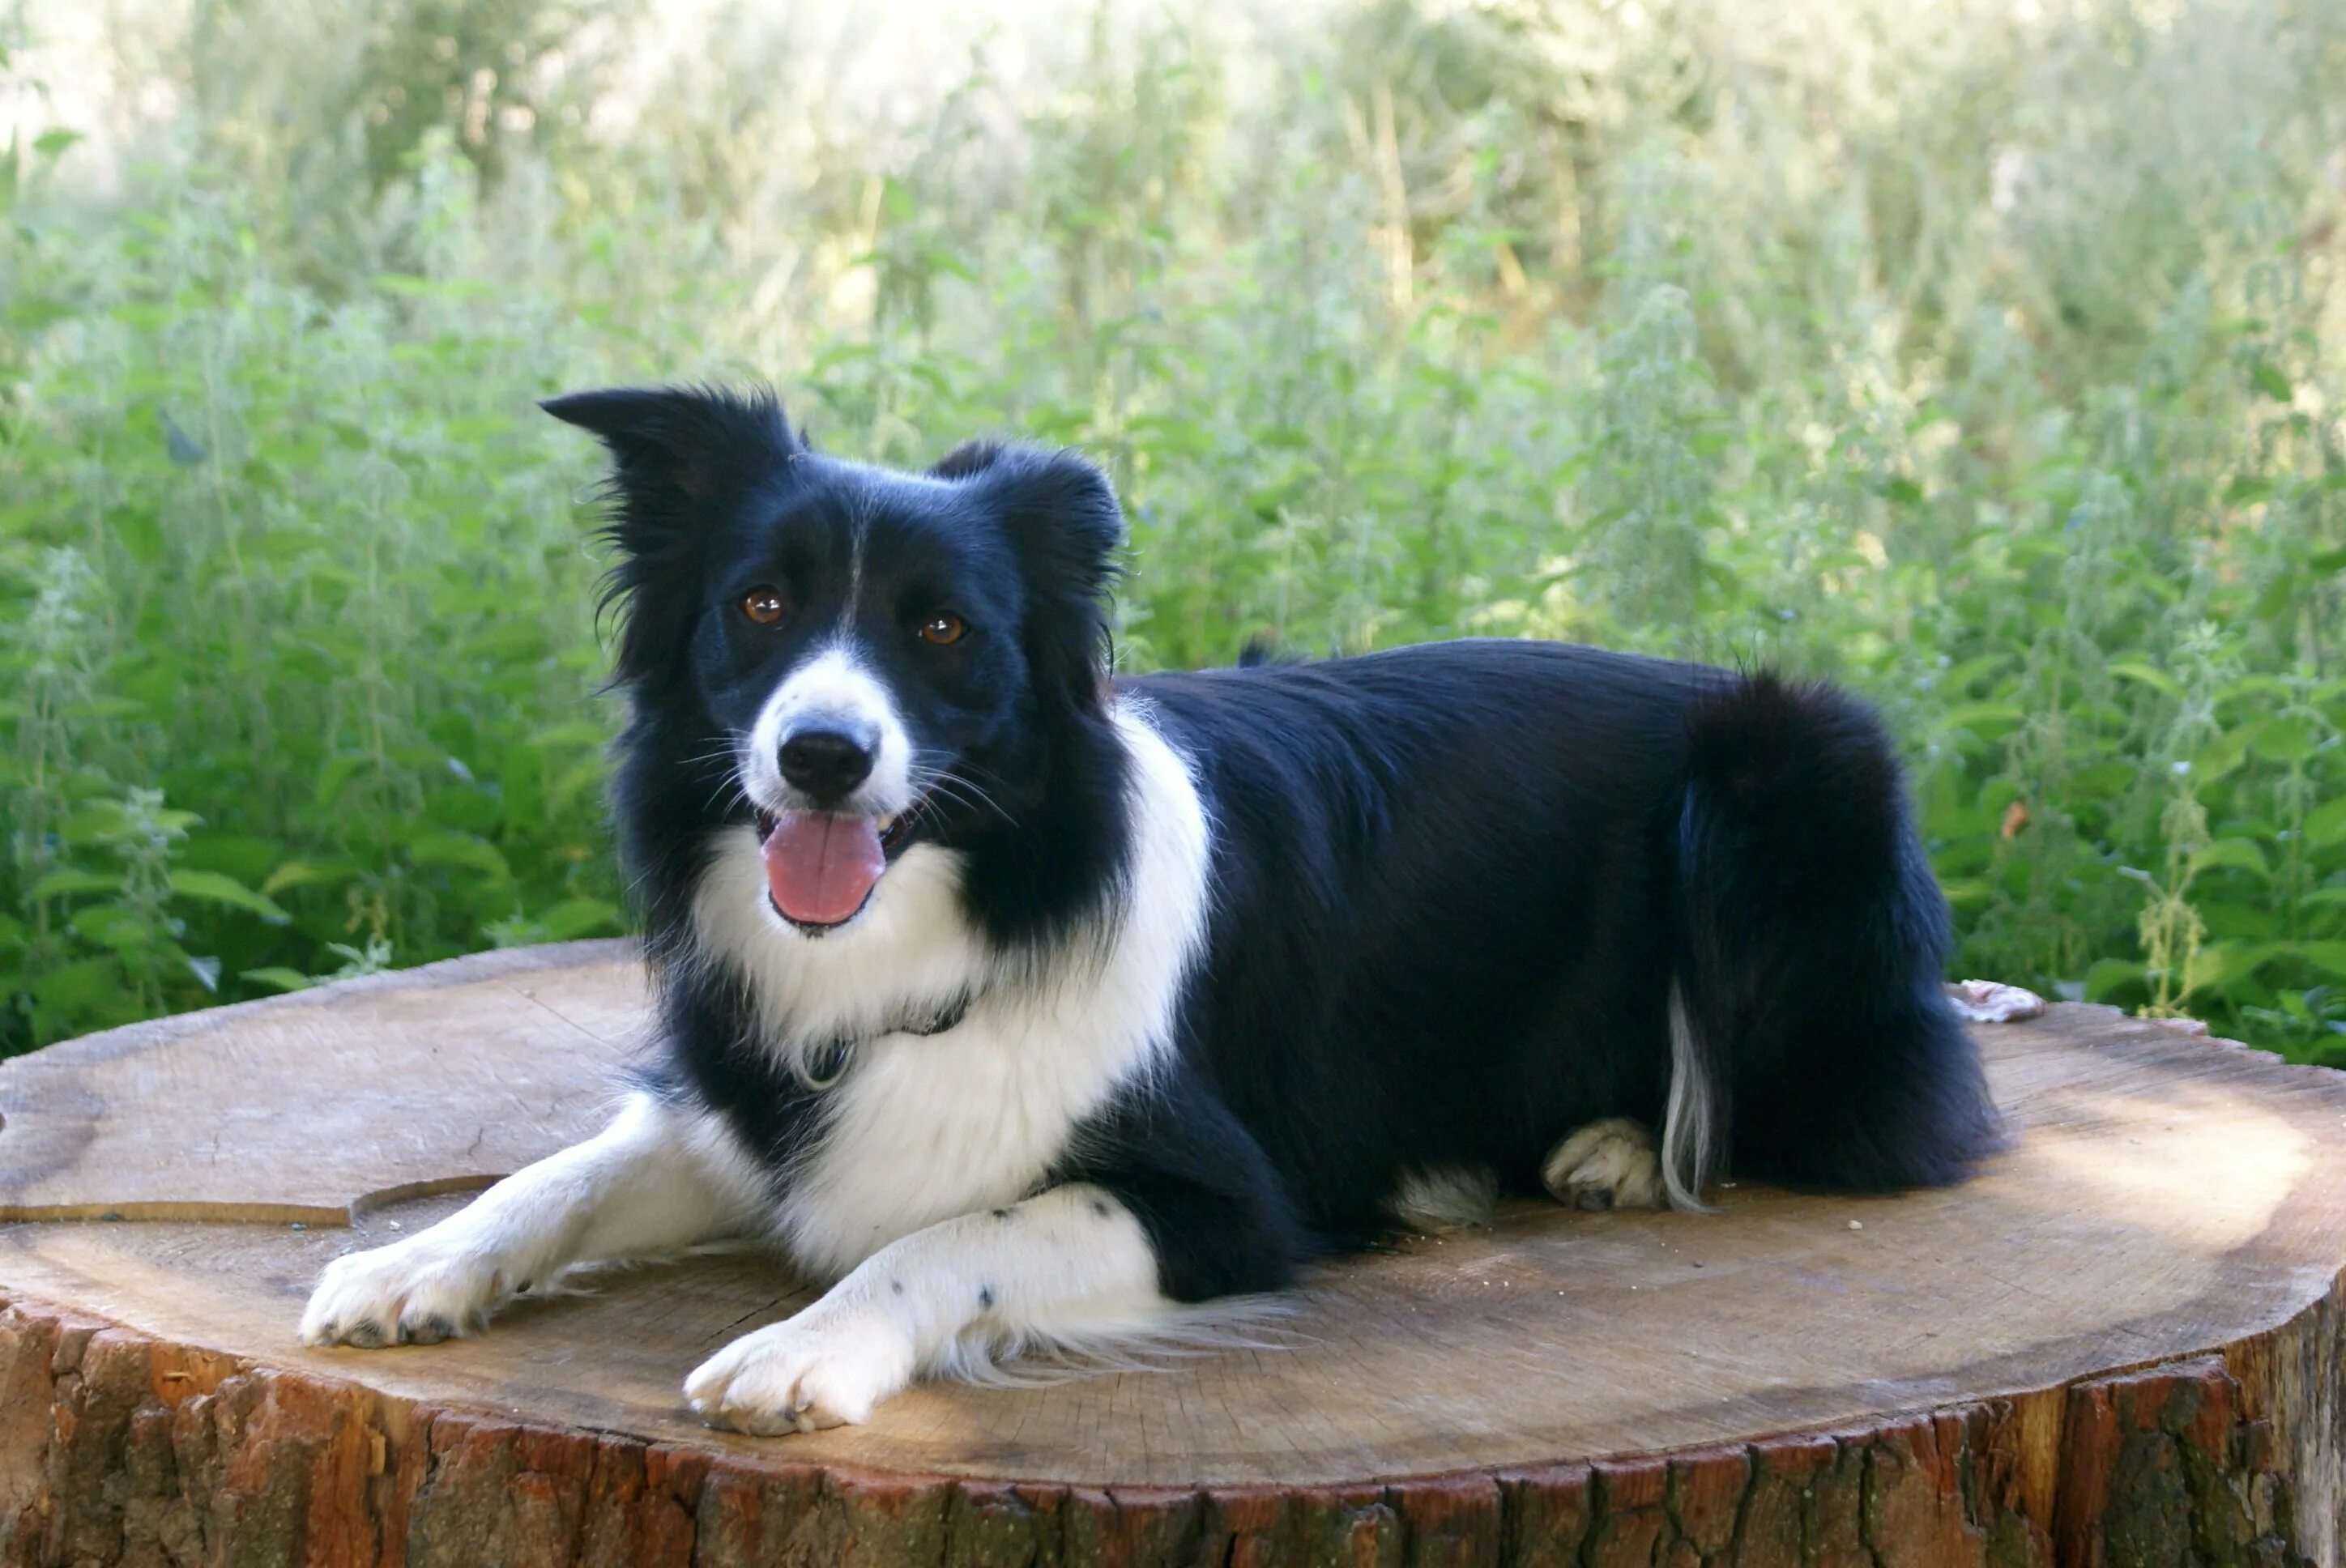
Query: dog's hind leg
1542 1118 1666 1211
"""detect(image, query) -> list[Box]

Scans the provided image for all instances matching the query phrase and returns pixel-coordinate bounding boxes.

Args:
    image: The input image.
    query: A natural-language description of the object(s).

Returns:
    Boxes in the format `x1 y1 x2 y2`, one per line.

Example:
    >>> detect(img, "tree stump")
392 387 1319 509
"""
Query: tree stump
2 941 2341 1566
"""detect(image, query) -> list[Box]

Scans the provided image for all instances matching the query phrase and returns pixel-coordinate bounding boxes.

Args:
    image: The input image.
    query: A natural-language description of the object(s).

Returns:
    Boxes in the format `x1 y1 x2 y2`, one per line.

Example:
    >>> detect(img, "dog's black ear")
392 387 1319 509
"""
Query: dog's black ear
543 384 800 681
949 445 1124 715
541 384 800 537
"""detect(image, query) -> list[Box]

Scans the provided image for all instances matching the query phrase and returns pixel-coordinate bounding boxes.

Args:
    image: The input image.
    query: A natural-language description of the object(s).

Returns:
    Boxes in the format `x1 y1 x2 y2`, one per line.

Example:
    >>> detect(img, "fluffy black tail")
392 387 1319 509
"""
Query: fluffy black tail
1661 674 2002 1204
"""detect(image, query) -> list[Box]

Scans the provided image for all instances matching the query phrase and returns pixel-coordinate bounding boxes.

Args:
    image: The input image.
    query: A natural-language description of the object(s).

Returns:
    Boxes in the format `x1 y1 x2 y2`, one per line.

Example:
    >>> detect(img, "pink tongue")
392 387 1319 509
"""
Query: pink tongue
761 813 886 927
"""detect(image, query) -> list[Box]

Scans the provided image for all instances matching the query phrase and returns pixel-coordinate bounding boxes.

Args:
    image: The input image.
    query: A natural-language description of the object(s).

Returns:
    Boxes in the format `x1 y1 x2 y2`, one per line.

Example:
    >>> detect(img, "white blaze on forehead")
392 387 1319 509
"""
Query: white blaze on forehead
841 489 871 634
741 641 915 816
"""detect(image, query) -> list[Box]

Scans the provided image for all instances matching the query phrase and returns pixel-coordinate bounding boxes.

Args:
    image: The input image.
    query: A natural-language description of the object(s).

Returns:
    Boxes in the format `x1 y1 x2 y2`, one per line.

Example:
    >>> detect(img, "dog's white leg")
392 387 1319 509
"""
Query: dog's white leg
1542 1117 1667 1211
301 1091 766 1348
685 1182 1162 1434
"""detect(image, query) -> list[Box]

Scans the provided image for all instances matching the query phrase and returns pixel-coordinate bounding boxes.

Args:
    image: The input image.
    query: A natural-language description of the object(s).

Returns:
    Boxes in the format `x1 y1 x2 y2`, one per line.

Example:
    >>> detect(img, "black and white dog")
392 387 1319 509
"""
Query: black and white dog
301 386 2001 1434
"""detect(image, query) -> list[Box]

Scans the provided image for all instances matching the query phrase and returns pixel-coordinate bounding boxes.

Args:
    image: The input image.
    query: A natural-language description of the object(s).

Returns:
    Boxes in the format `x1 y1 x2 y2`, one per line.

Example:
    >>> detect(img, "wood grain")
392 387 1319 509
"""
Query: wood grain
1 941 2341 1565
0 943 645 1223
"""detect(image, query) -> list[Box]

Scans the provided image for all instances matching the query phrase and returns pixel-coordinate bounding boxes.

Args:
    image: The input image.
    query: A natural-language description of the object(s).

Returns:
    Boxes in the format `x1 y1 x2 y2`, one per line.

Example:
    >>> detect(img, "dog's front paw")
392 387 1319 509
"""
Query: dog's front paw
685 1310 915 1435
300 1235 518 1349
1542 1117 1666 1211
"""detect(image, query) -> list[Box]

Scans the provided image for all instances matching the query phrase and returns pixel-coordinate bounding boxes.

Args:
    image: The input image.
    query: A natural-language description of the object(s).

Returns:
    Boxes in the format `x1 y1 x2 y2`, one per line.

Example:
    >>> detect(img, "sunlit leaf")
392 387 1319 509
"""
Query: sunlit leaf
406 830 513 881
260 859 361 897
169 870 292 923
2108 662 2183 701
2190 839 2271 880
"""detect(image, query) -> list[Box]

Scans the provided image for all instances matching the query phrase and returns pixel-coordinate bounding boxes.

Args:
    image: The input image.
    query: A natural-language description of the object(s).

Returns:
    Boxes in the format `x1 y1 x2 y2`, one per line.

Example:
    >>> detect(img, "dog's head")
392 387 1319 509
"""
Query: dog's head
544 385 1123 935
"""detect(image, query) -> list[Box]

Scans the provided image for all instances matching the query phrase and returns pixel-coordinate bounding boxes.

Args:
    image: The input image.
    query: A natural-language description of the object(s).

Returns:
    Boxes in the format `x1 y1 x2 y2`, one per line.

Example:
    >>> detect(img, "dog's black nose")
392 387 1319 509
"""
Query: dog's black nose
778 727 876 803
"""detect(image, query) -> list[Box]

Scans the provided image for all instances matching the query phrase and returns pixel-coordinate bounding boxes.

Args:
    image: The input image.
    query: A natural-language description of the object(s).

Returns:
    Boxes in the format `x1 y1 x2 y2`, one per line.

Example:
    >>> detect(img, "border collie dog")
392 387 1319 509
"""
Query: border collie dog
302 386 2000 1434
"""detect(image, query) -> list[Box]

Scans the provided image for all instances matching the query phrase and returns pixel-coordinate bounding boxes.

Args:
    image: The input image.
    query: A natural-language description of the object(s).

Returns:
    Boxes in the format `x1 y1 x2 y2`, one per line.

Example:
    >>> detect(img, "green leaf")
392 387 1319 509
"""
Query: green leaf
31 957 122 1012
261 858 361 897
314 752 373 812
2253 714 2321 765
57 803 129 846
168 869 292 923
2069 760 2138 801
535 897 620 940
2200 899 2279 940
2193 726 2257 782
2188 940 2276 993
548 755 605 815
528 719 608 749
240 966 314 995
72 905 158 951
2084 958 2146 1003
1934 702 2026 736
406 830 512 881
180 833 284 883
2254 575 2297 624
2250 361 2293 401
2305 796 2346 849
2190 838 2271 880
29 868 120 900
2293 942 2346 980
61 696 145 722
1934 654 2011 695
2109 661 2184 701
1936 876 1994 911
2218 674 2295 708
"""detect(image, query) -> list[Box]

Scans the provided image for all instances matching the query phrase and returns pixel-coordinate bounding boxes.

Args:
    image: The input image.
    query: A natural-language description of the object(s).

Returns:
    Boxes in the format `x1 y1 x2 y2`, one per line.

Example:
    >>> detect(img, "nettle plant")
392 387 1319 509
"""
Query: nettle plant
2 0 2344 1057
1 163 627 1048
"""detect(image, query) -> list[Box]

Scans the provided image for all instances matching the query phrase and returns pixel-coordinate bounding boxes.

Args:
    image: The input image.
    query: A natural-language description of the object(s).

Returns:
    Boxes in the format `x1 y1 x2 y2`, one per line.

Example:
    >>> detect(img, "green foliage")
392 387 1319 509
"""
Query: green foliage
2 0 2344 1059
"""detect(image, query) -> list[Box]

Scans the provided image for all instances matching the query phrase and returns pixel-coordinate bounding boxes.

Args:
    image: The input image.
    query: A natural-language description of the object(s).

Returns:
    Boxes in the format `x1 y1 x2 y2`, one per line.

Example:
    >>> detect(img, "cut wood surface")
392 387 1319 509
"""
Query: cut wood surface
0 942 647 1225
1 940 2342 1566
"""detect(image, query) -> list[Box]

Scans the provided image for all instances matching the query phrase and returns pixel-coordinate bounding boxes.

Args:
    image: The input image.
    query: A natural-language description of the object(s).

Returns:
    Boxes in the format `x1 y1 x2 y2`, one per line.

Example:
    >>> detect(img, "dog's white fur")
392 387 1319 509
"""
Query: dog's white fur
697 696 1216 1279
300 1092 767 1345
303 694 1219 1434
683 1182 1167 1431
741 641 917 820
1660 982 1717 1211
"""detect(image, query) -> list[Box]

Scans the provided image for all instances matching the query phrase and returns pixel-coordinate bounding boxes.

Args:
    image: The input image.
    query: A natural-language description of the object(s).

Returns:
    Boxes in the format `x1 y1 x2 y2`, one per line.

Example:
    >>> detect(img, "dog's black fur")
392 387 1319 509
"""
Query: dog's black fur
545 383 2001 1310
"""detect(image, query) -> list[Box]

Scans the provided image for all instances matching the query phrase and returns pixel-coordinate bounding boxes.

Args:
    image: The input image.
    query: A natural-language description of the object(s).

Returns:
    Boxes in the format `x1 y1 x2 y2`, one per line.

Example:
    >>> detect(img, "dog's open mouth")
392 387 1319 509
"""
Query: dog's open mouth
752 807 917 931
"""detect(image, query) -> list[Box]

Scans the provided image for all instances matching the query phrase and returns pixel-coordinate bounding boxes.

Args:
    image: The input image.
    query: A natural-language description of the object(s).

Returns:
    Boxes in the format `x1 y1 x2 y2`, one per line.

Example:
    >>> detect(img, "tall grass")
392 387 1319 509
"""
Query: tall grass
2 0 2344 1059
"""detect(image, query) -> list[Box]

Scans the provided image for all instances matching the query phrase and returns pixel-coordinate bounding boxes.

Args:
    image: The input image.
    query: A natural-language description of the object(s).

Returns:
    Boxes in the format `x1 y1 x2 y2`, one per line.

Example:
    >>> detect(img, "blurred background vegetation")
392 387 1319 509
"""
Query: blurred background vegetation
2 0 2343 1059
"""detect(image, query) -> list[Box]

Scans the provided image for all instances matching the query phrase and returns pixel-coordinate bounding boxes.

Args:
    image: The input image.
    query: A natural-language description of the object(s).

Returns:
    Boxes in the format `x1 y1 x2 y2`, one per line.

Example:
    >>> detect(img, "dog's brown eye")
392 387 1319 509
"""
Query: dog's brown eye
919 611 967 646
741 586 787 625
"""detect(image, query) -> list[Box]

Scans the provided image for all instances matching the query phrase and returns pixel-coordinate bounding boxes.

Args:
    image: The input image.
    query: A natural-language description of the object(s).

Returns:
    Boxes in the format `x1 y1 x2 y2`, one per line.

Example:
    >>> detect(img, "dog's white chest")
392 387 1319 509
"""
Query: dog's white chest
702 701 1218 1281
776 1006 1119 1278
